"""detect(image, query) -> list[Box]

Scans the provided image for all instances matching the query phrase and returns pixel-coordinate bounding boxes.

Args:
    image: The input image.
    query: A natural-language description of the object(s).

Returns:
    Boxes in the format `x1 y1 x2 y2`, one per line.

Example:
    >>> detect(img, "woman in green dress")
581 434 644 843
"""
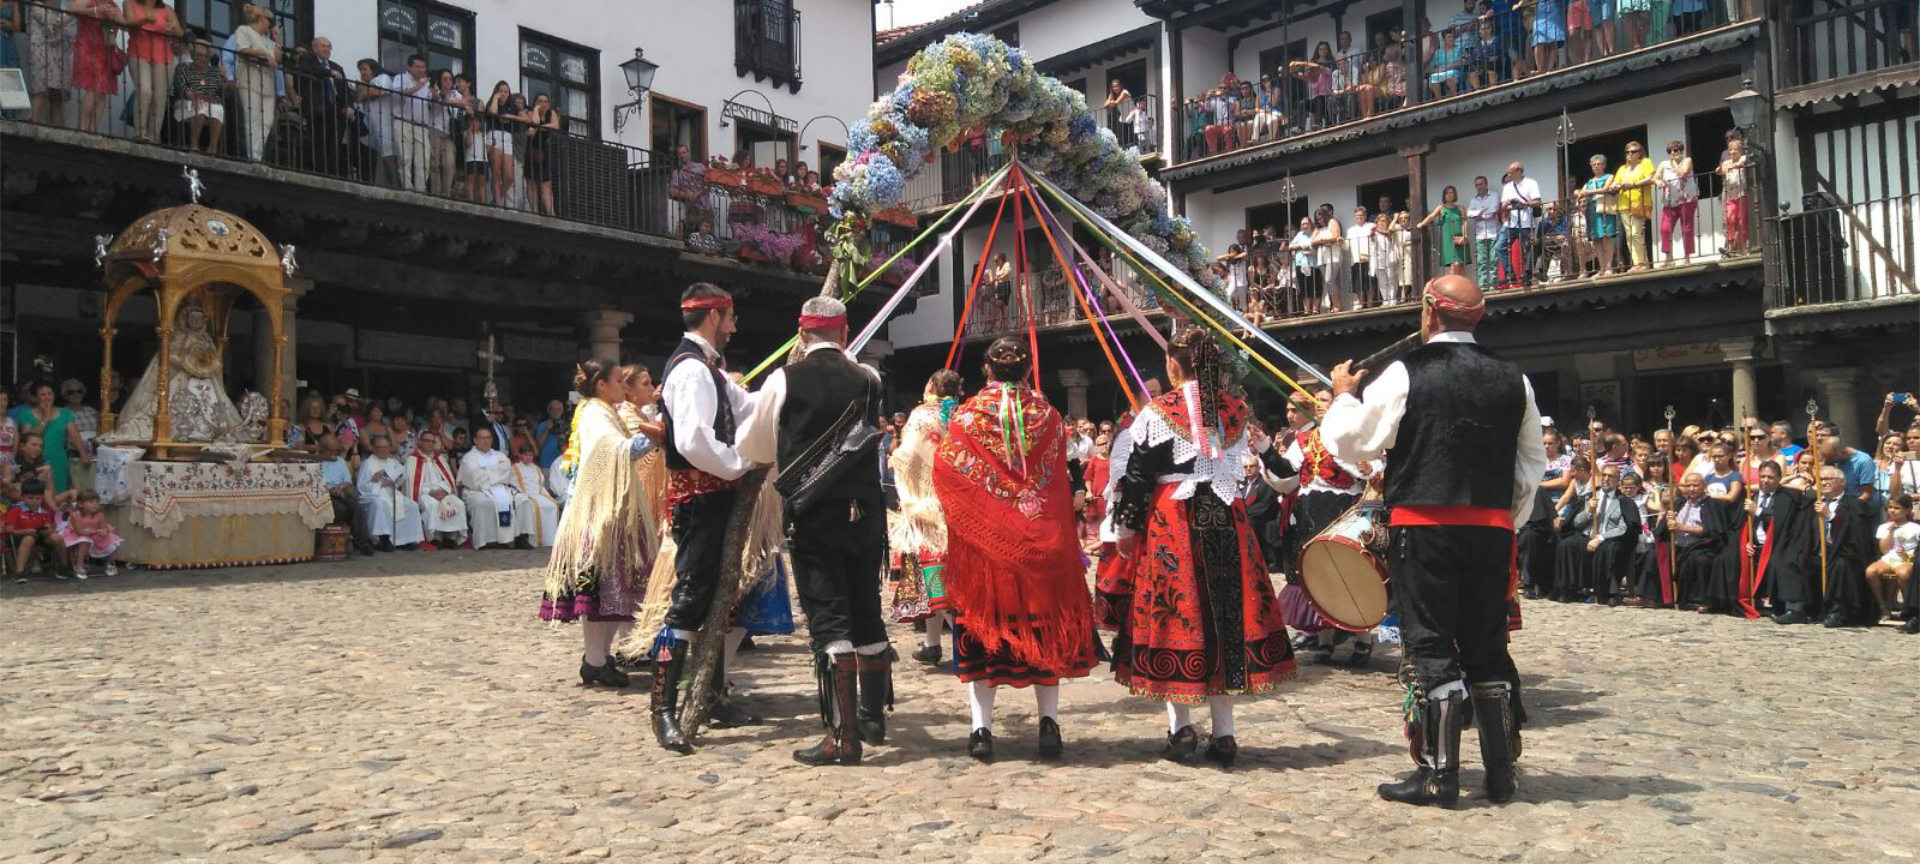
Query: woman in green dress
9 382 91 494
1418 184 1468 276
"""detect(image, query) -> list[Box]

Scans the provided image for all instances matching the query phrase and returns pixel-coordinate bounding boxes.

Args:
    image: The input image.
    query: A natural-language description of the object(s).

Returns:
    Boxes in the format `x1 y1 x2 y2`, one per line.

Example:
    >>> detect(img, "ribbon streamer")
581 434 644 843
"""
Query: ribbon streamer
850 167 1011 355
1014 169 1145 410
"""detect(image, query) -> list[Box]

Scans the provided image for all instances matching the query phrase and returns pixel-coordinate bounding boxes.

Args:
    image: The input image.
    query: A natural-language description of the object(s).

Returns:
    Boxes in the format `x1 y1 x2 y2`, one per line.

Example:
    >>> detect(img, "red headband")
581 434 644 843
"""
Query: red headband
798 313 847 330
681 295 734 311
1423 282 1486 326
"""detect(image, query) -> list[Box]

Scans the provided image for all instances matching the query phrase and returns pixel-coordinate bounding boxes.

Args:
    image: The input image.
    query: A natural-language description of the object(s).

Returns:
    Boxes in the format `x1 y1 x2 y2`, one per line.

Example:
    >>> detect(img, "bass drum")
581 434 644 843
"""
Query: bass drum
1297 501 1390 632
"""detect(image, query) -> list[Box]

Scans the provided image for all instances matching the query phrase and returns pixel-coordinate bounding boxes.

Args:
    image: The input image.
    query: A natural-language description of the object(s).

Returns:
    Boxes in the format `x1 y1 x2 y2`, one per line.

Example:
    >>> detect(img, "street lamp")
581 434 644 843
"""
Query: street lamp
611 48 660 134
1725 78 1763 130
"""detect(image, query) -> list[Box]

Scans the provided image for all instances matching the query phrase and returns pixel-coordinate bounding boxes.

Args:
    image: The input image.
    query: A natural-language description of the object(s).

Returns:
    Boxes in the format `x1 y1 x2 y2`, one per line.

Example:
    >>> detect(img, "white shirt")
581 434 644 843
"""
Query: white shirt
1467 192 1502 240
737 341 879 467
429 87 465 134
1347 221 1373 262
1066 431 1095 464
389 72 432 124
1267 424 1376 495
1319 331 1546 529
662 331 756 481
1501 177 1542 229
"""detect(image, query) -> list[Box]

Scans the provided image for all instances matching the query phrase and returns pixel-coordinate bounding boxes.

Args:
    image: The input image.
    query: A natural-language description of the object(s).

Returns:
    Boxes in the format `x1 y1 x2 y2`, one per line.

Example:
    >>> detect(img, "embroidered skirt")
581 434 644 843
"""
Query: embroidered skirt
889 550 951 623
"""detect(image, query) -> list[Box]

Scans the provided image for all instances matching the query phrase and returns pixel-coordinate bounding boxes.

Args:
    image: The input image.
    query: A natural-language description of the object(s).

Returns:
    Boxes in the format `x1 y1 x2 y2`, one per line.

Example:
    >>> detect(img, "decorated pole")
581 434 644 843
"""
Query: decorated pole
1807 398 1828 597
1662 404 1677 606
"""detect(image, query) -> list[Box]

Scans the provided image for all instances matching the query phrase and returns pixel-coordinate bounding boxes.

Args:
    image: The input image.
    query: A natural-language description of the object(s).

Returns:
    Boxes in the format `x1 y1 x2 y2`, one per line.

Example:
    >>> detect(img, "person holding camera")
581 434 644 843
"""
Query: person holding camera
1497 161 1543 290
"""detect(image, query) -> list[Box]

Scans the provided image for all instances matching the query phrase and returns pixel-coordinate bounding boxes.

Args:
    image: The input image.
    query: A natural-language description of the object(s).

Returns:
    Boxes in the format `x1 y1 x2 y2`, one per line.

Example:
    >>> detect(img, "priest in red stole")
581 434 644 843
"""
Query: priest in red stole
932 337 1096 763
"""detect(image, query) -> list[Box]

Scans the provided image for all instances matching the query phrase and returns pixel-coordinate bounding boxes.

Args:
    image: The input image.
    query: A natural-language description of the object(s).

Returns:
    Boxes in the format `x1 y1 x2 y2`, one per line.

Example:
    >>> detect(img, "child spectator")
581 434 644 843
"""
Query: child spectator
58 489 121 578
6 479 66 580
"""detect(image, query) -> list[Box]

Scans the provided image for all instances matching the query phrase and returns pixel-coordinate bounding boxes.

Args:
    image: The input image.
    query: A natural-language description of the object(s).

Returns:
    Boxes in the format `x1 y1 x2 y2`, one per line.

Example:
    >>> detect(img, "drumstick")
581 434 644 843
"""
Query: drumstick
1352 333 1423 377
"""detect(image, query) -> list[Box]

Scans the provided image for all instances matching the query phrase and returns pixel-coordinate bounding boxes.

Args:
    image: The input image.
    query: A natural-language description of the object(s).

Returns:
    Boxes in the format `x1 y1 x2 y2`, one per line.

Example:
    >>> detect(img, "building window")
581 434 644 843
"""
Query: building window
651 95 708 161
816 143 848 181
520 30 599 139
1683 108 1736 200
992 23 1020 47
735 0 803 90
179 0 312 46
1357 176 1411 217
735 121 796 172
378 0 474 77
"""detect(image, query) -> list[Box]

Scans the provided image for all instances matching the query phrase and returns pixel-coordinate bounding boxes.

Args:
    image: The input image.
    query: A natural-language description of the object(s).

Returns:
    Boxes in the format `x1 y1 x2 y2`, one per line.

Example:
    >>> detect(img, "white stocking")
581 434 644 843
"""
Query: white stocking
969 680 997 732
582 621 614 666
923 612 948 649
1166 701 1193 734
1208 694 1236 737
1035 684 1060 721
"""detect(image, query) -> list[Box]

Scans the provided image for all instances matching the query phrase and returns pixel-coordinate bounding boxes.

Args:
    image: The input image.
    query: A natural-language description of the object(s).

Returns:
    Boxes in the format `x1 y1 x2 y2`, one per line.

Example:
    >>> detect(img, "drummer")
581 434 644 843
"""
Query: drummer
1259 388 1380 665
1319 275 1545 809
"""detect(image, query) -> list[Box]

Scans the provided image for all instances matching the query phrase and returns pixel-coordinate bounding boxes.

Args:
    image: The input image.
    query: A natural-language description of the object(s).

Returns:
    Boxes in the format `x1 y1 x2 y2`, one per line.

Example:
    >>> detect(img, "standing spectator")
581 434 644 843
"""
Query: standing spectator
1290 43 1336 129
534 400 567 469
25 0 73 127
988 252 1013 327
1592 0 1617 57
1393 210 1416 297
453 74 487 200
1124 95 1156 154
1622 0 1653 49
1610 141 1657 272
1102 78 1131 140
1466 174 1501 289
1575 154 1620 275
427 69 464 198
1655 140 1699 266
523 92 562 217
1873 433 1904 517
122 0 181 143
1819 426 1878 504
231 4 282 162
1418 184 1468 276
1183 96 1207 159
1717 131 1751 255
172 38 226 154
1206 86 1237 154
68 0 121 135
1567 0 1595 63
1219 238 1249 313
1369 211 1402 305
1498 161 1543 288
1289 216 1320 314
8 383 90 496
58 379 96 489
1346 206 1373 309
389 55 432 192
1532 0 1566 74
1313 205 1348 312
296 37 351 176
482 81 521 207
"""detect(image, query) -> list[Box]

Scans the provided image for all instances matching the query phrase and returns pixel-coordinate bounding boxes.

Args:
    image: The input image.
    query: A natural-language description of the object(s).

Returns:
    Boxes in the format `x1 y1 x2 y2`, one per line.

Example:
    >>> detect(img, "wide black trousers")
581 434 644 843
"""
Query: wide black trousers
1390 524 1520 694
788 495 888 652
664 490 738 633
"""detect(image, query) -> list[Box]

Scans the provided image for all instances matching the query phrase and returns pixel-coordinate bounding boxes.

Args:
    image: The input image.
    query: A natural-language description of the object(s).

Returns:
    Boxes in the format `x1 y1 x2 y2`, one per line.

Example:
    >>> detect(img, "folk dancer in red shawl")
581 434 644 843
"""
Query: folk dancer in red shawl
889 369 965 667
933 338 1098 761
1100 329 1297 768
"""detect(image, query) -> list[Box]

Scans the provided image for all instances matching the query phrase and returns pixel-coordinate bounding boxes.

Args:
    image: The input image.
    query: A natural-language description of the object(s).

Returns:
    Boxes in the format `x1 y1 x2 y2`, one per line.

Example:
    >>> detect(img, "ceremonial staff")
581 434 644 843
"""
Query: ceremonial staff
1663 405 1677 603
1807 399 1828 596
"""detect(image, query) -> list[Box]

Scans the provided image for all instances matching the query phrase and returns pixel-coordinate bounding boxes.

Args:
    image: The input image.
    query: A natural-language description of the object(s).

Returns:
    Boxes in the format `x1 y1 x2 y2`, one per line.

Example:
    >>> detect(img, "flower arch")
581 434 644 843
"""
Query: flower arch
829 33 1221 295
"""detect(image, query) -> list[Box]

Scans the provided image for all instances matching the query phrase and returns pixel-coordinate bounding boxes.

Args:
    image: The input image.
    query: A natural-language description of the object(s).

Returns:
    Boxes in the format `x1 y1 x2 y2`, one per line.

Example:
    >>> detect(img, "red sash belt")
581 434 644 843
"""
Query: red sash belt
667 469 736 510
1390 505 1514 531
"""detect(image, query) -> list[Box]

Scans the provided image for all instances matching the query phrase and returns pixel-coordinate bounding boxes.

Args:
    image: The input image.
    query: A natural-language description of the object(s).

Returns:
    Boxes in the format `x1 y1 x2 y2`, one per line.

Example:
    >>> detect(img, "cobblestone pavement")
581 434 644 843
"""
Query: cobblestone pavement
4 550 1919 863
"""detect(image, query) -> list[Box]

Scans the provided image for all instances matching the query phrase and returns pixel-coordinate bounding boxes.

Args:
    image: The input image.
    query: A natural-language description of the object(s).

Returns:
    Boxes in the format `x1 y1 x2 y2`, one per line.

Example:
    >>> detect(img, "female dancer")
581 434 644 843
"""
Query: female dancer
889 368 965 666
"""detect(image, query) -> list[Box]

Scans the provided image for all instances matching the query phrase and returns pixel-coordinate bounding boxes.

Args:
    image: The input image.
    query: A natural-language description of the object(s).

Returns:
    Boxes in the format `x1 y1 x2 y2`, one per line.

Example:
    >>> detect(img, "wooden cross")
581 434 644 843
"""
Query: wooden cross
478 333 504 404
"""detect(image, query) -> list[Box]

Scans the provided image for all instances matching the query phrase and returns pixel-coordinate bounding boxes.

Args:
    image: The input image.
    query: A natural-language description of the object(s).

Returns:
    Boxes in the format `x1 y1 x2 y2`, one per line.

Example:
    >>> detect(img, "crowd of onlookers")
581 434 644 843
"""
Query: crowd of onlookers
1178 0 1774 160
6 1 573 215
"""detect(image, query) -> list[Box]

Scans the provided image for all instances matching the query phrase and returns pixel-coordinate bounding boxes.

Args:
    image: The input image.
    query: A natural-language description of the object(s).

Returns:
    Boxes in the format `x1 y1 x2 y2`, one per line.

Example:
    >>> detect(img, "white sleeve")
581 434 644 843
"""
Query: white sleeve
663 359 753 481
736 368 786 466
1510 376 1547 529
1320 361 1410 467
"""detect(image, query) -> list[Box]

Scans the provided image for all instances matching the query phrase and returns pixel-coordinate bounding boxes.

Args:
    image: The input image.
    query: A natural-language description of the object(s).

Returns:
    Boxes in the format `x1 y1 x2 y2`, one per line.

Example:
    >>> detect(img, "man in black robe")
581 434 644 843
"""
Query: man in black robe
1758 463 1821 624
1668 474 1718 607
1817 465 1881 628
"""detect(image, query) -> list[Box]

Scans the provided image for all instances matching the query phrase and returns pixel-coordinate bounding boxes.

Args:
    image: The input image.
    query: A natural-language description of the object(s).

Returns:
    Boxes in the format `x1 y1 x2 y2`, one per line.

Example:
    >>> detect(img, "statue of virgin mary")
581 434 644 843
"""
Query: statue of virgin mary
102 302 248 444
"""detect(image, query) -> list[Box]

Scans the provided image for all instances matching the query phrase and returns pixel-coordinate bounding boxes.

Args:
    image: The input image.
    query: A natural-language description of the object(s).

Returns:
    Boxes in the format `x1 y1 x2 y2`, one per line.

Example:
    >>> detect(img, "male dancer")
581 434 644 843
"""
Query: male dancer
1269 388 1378 665
738 297 892 766
1322 274 1545 808
653 283 759 754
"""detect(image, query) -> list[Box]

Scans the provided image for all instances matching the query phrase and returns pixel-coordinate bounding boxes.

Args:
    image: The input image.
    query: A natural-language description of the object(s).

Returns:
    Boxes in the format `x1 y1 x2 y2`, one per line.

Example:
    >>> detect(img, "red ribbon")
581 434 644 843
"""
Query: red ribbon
680 295 734 311
1422 282 1486 326
798 313 846 330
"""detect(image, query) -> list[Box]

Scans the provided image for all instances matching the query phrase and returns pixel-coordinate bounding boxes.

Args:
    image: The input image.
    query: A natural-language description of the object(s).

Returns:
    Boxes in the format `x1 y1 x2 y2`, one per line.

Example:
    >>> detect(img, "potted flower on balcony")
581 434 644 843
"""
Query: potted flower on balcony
870 251 920 287
735 223 806 267
787 187 829 215
876 203 918 229
705 156 744 190
746 169 787 198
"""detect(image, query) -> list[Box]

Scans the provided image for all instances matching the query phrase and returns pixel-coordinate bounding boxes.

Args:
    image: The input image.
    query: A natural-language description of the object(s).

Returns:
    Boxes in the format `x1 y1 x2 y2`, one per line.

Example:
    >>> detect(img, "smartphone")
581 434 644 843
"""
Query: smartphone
1903 451 1919 461
1895 392 1915 405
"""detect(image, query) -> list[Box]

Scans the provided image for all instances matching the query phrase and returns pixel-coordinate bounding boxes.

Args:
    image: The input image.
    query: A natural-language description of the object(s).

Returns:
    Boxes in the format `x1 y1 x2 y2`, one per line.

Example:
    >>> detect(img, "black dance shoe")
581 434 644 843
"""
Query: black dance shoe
1037 718 1063 759
910 644 943 666
1161 725 1198 763
1772 610 1811 625
709 697 762 729
1902 618 1920 635
578 657 630 688
1822 614 1847 629
969 729 995 762
1204 735 1238 769
1346 642 1373 668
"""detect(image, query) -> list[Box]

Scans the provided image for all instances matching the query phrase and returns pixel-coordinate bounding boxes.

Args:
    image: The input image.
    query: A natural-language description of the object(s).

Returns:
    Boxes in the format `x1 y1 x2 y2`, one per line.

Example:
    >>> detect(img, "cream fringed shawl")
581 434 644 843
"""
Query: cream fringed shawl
888 401 949 554
541 399 658 602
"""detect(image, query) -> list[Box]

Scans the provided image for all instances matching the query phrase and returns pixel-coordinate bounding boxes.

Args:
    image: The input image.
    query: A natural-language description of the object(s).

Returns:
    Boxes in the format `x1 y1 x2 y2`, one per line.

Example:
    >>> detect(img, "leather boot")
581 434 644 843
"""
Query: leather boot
708 653 762 729
855 650 893 745
650 639 693 755
1472 681 1518 803
794 653 862 766
1378 685 1465 808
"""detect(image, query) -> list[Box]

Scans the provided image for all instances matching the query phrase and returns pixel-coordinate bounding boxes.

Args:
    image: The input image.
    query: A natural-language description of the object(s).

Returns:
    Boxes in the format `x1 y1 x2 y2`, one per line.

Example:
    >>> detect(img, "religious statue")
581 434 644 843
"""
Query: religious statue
102 303 250 444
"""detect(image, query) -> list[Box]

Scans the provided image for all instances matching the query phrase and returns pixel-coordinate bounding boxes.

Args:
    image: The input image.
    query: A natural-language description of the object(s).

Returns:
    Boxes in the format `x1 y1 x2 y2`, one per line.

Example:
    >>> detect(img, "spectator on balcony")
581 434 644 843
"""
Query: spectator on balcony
1610 141 1656 272
295 37 353 175
1234 80 1258 148
1219 231 1250 311
1426 28 1466 99
454 74 488 201
1183 96 1207 158
1592 0 1618 57
770 157 792 188
1418 184 1468 276
1567 0 1596 63
24 0 72 128
1290 42 1336 130
1448 0 1483 58
1289 216 1319 314
1394 210 1416 296
1356 55 1385 119
1574 153 1620 275
1102 78 1131 140
353 59 391 181
1466 175 1501 289
1369 211 1402 305
1205 87 1237 155
230 4 282 162
1381 41 1410 112
67 0 120 136
482 81 522 208
1532 0 1567 75
1655 139 1699 266
1717 131 1750 254
989 252 1013 325
390 55 433 193
427 69 464 199
1345 206 1373 309
1246 246 1274 323
1483 0 1529 82
1534 199 1573 282
122 0 180 143
1330 32 1359 125
1467 19 1507 89
1670 0 1708 38
668 143 710 228
524 92 561 217
172 38 226 155
1312 205 1348 311
1124 96 1157 154
1498 161 1543 289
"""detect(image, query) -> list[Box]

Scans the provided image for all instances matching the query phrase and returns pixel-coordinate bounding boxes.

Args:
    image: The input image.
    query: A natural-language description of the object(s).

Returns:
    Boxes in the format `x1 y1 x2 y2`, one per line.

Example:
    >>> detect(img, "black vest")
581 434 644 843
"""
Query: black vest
1383 341 1527 510
659 336 734 473
776 347 881 504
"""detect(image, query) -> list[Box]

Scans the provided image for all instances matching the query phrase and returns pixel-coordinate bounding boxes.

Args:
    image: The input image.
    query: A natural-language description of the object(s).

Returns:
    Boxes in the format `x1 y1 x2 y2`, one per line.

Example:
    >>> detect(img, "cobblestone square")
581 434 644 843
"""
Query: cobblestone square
4 552 1918 863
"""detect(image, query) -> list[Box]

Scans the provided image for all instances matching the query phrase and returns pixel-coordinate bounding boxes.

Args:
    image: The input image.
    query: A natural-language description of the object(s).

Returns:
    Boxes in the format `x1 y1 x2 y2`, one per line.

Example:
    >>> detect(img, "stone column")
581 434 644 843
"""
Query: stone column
583 310 633 364
1720 339 1758 428
1058 367 1091 420
1807 367 1861 445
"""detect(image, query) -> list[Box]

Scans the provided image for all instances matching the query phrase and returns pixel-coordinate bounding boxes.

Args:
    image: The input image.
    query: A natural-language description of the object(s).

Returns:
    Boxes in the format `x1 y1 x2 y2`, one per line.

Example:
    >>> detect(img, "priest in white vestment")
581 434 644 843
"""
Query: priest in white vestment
405 432 468 549
547 454 574 508
510 445 561 547
357 434 425 550
459 427 532 549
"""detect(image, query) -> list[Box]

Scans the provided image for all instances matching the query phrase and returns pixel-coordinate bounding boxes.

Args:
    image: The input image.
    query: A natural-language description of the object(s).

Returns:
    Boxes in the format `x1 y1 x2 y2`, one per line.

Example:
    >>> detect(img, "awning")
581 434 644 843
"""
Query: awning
1035 24 1159 77
1775 61 1920 110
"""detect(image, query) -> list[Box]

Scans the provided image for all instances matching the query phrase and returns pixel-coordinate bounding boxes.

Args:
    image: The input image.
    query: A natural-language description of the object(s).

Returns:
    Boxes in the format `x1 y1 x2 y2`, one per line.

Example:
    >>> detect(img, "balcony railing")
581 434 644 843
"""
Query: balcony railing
1174 1 1761 165
1785 0 1918 88
1 2 874 271
735 0 803 89
1095 93 1160 157
1771 192 1919 309
962 261 1163 340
